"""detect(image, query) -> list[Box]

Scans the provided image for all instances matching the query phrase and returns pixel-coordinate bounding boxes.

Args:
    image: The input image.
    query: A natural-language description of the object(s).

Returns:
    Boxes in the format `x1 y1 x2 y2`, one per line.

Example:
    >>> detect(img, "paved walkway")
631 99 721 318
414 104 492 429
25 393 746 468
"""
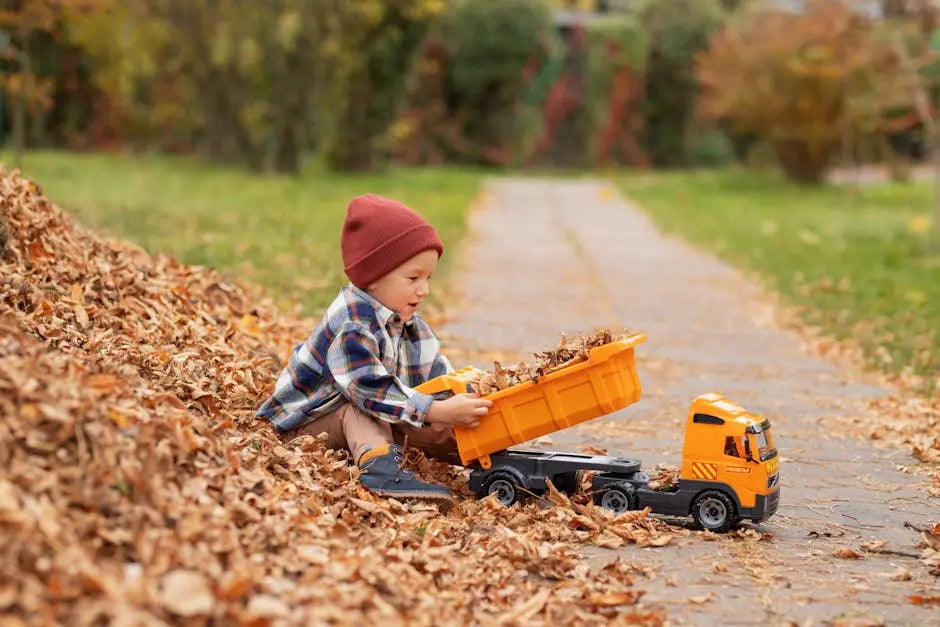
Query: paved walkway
441 179 938 626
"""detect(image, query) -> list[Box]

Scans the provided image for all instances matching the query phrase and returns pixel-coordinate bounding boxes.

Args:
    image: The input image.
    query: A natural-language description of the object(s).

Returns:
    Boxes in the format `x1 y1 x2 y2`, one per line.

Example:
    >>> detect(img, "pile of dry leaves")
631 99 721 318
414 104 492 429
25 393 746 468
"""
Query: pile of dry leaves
466 330 630 395
0 171 674 625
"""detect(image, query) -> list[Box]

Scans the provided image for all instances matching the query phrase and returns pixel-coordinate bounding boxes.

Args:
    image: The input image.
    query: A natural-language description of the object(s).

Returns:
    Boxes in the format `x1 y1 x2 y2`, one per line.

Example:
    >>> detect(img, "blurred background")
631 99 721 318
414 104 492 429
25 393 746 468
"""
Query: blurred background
1 0 938 388
4 0 939 176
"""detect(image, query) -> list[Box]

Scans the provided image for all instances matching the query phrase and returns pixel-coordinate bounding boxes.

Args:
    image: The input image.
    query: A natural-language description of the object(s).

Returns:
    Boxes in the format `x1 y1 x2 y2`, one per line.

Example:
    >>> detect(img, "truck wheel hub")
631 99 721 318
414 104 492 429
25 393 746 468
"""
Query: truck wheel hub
488 479 516 505
601 490 629 514
700 498 727 526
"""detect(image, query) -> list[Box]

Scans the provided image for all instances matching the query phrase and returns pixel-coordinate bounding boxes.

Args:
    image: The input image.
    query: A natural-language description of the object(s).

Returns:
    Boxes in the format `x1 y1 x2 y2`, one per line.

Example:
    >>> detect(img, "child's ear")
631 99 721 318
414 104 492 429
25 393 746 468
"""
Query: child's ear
365 282 377 292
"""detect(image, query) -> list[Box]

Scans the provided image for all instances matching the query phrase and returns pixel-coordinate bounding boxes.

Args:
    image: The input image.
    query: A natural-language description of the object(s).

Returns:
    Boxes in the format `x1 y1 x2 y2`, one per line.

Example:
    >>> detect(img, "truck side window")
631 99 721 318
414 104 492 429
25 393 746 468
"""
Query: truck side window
724 436 740 458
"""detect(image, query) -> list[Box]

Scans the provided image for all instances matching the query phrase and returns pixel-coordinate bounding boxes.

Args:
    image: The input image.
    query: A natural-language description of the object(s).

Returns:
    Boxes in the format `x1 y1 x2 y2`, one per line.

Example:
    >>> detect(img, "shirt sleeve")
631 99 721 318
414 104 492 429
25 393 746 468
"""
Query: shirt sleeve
430 351 454 378
325 322 433 427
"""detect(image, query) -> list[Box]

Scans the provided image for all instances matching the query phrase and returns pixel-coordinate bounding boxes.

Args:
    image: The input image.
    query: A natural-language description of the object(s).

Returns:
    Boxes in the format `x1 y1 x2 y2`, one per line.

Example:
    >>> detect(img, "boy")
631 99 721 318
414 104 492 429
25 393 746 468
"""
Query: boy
256 194 491 504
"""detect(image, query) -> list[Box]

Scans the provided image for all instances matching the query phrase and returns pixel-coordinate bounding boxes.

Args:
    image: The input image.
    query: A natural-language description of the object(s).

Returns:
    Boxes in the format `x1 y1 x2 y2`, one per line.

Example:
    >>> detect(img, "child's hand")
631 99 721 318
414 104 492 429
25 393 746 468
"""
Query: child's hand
426 394 493 428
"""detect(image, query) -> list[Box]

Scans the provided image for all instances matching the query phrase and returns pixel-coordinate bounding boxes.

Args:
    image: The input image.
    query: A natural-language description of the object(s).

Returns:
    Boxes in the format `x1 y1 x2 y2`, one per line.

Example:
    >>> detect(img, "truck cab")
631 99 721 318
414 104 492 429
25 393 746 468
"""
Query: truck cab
683 393 780 523
592 393 780 531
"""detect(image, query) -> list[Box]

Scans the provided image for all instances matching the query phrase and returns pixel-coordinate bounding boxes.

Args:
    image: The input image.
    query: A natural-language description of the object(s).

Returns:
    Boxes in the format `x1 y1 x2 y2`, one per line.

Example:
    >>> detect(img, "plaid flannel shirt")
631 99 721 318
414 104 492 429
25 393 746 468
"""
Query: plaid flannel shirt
256 284 453 433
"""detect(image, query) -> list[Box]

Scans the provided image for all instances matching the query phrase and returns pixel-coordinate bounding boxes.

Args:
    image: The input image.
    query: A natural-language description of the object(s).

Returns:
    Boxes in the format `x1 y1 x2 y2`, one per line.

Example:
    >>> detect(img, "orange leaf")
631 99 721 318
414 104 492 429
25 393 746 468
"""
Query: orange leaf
832 547 864 559
586 591 640 607
922 525 940 551
86 373 120 393
27 238 54 261
107 410 130 428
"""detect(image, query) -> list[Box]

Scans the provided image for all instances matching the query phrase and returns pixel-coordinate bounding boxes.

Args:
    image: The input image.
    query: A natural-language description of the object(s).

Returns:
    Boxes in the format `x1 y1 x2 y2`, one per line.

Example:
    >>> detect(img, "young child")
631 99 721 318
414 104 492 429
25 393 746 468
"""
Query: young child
256 194 491 504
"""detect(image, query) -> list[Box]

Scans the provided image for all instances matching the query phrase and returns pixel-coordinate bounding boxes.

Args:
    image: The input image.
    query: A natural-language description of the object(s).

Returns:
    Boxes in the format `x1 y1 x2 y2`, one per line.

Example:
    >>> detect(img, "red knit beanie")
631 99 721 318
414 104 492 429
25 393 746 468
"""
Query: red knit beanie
341 194 444 288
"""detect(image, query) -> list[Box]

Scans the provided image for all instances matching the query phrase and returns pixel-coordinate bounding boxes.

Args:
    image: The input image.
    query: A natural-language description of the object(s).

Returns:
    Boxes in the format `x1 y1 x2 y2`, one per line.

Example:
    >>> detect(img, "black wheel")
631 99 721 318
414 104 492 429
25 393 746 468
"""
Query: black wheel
692 490 738 532
481 471 524 506
593 482 637 515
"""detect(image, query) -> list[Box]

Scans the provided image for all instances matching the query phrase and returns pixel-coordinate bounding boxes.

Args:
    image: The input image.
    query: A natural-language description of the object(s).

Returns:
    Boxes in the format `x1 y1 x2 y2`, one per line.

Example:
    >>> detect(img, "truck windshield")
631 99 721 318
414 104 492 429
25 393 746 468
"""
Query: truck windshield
750 430 775 461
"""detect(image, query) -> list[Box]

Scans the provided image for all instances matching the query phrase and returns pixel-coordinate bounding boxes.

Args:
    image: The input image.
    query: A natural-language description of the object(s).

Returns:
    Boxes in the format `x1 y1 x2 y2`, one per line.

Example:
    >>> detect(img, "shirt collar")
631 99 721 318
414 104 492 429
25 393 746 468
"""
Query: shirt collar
347 284 418 333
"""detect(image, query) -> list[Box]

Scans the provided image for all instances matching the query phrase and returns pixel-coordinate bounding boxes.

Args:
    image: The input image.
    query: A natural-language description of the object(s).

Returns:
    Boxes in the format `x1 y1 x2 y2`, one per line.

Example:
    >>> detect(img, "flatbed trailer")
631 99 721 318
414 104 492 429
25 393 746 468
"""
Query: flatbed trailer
467 440 779 532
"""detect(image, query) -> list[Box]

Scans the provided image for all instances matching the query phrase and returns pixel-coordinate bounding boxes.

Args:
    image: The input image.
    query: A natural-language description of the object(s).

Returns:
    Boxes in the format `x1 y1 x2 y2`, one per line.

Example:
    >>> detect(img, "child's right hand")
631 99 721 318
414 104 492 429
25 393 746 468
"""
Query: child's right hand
426 393 493 428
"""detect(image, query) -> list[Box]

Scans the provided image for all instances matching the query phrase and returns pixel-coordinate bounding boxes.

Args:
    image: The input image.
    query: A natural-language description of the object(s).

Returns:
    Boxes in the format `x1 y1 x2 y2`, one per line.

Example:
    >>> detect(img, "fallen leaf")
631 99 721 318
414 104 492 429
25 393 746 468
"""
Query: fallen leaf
586 591 640 606
496 588 551 623
160 569 214 617
922 525 940 551
832 547 865 559
246 594 290 618
86 373 119 392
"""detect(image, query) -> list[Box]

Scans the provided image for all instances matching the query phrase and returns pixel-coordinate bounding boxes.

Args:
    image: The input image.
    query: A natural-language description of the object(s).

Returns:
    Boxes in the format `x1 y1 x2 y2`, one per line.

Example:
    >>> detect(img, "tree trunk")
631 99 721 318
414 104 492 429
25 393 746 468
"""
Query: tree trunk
773 139 838 184
12 81 25 169
931 128 940 244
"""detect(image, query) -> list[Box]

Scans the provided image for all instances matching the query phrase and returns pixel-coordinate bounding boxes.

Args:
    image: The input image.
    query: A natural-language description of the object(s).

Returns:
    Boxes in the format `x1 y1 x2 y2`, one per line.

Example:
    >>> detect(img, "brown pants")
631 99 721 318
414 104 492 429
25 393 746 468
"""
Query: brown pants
280 403 460 465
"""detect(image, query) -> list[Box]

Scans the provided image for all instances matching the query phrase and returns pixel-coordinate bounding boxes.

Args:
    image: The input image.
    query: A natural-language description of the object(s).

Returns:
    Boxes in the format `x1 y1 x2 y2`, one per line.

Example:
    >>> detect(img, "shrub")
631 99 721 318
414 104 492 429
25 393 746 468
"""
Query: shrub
688 128 736 167
423 0 556 165
639 0 725 167
583 15 648 167
65 0 443 173
697 0 914 183
322 1 443 171
525 14 648 168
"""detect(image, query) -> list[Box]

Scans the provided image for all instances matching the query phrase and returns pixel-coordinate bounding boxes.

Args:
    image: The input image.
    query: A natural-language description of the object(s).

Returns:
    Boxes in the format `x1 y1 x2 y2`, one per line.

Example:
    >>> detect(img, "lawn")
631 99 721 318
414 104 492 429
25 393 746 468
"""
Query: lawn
618 169 940 390
3 150 485 315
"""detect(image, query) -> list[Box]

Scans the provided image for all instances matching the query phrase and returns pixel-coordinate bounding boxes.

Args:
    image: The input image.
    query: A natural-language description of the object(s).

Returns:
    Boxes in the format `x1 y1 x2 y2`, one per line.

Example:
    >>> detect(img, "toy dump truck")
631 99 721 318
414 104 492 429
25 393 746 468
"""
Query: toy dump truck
415 335 780 532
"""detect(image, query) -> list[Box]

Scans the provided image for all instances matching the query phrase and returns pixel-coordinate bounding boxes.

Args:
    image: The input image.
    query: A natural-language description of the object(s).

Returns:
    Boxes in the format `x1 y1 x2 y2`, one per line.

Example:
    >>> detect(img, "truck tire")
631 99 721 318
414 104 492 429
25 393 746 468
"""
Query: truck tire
692 490 738 532
481 471 524 506
594 481 637 515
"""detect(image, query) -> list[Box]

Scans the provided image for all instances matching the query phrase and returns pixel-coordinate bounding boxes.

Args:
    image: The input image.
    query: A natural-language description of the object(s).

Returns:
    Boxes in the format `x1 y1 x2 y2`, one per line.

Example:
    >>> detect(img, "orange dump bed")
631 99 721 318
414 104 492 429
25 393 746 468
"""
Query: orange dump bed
415 334 646 467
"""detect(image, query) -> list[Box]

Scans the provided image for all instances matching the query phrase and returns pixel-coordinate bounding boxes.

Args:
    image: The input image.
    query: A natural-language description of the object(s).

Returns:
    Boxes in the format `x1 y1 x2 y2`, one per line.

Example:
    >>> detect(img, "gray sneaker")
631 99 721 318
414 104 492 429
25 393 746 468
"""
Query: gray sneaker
358 444 454 503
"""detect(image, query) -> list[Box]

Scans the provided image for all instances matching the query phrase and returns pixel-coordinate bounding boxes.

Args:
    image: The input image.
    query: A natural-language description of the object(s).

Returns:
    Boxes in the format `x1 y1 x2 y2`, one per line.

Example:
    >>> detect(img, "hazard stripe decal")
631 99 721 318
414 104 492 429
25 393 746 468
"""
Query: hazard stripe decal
691 462 719 480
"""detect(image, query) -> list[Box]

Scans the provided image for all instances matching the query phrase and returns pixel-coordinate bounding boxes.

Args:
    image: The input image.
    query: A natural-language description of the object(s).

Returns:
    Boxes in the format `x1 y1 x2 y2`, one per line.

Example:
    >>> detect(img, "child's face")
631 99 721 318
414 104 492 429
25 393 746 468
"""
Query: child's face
366 249 439 322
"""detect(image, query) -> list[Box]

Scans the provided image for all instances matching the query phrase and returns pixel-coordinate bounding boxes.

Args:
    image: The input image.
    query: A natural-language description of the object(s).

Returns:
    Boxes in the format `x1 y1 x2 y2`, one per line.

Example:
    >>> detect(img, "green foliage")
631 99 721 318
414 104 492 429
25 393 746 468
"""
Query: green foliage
639 0 724 167
524 14 647 168
443 0 552 101
687 128 735 167
698 1 915 183
619 170 940 389
6 149 483 314
66 0 323 172
580 16 647 166
0 1 64 154
322 1 444 171
63 0 443 174
436 0 556 164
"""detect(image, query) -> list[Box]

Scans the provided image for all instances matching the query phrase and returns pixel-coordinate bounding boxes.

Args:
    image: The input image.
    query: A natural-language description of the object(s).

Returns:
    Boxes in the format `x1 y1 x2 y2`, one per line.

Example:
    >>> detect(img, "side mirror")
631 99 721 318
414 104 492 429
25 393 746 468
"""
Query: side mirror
744 437 757 463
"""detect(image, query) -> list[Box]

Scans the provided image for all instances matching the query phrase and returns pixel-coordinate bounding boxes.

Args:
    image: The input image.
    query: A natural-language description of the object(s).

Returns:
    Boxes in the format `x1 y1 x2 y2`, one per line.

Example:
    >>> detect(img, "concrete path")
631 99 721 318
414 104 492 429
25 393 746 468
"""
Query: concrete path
440 179 939 626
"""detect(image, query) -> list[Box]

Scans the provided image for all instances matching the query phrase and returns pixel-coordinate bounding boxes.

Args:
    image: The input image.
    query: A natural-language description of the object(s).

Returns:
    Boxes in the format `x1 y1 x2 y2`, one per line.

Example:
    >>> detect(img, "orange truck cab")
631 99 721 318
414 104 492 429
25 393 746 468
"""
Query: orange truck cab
415 336 781 532
601 392 781 531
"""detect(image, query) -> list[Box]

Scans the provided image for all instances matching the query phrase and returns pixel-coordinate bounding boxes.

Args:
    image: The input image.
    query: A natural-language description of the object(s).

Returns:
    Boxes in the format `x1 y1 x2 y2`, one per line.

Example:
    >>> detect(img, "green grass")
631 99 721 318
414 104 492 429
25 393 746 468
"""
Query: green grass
3 150 485 314
618 169 940 389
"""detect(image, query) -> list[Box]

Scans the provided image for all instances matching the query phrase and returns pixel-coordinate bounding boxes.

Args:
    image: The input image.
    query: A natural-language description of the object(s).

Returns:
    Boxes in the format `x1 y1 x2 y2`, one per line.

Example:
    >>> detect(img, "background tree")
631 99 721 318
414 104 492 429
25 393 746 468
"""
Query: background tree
0 0 60 166
64 0 443 174
322 0 443 171
436 0 556 165
639 0 724 167
698 0 914 183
